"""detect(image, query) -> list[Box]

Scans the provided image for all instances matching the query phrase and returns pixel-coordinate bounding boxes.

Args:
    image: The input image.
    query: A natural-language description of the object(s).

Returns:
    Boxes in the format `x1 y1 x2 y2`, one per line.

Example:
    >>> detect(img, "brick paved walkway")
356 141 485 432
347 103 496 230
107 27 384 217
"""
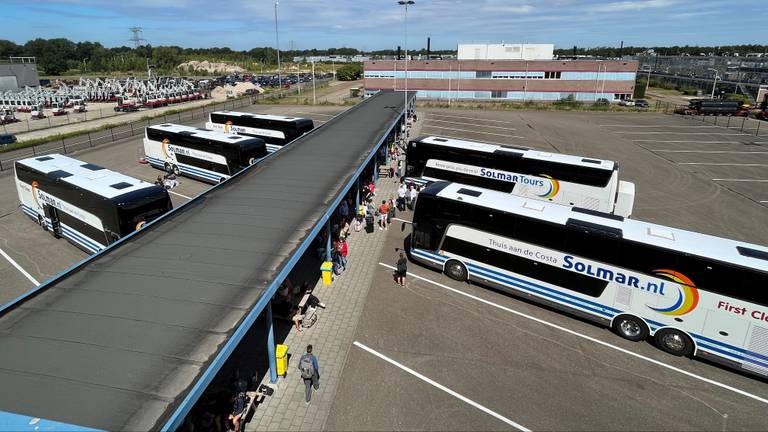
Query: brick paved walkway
248 170 404 431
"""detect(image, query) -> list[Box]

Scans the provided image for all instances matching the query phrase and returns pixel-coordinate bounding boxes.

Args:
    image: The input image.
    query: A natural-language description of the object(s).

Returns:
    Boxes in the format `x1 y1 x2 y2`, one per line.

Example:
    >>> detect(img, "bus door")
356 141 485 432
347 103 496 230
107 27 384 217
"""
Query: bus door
43 204 61 238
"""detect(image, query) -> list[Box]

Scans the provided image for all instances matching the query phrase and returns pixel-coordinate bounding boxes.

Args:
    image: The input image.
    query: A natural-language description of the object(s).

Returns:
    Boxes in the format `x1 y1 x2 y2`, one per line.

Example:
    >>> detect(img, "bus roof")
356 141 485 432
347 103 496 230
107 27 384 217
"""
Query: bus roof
210 111 310 123
16 154 157 200
414 135 616 171
148 123 265 144
428 181 768 272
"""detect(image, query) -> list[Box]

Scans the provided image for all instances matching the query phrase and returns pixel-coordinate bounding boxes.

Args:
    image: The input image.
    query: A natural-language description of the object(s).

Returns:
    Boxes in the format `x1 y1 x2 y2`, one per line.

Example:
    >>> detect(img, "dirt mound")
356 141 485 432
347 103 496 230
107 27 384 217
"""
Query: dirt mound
210 82 264 101
178 60 246 75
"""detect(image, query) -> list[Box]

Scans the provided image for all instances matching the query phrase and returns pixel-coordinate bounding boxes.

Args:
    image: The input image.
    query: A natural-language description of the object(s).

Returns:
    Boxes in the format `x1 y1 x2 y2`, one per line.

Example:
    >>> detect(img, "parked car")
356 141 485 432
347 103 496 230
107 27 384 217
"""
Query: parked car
595 98 610 106
634 99 650 108
619 99 636 107
0 133 18 146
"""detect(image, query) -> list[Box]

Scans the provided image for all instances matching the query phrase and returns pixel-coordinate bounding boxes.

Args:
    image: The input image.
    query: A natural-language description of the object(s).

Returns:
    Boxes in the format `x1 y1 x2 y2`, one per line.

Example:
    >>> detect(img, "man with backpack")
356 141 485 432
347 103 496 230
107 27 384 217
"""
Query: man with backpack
298 345 320 404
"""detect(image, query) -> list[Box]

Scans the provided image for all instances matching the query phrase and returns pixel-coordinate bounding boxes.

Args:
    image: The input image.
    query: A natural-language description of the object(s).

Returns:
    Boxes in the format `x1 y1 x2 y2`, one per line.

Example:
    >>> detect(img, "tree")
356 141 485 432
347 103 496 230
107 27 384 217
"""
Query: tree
336 63 362 81
0 40 24 58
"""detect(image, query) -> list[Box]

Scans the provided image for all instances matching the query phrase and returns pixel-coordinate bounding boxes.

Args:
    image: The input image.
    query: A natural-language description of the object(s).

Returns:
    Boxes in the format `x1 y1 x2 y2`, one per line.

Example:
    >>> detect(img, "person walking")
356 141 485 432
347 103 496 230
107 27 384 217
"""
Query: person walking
397 183 407 210
299 345 320 404
378 200 389 230
395 251 408 286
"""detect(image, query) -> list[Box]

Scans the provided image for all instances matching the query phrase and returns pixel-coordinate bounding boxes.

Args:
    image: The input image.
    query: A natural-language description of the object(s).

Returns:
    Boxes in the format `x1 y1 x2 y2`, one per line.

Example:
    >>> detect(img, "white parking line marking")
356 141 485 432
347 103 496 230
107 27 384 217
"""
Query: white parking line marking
712 179 768 182
599 124 719 128
353 341 532 431
622 132 746 135
392 217 411 224
427 112 514 124
422 125 526 139
425 118 517 131
651 150 768 154
168 190 192 200
634 140 741 143
0 247 39 286
416 133 535 148
760 201 768 203
679 163 768 167
377 263 768 406
292 111 334 117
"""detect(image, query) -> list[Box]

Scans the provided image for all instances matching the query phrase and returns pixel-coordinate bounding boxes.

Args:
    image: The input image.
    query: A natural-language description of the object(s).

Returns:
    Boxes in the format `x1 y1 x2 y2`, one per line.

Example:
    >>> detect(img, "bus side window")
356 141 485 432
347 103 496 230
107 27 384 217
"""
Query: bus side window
514 217 564 252
563 227 617 264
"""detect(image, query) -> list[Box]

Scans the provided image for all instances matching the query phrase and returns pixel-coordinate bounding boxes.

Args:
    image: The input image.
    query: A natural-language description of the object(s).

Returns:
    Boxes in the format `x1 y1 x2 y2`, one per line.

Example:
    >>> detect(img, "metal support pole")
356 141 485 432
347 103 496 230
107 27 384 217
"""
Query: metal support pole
266 301 278 383
727 116 731 128
325 220 332 262
374 151 379 183
757 121 761 136
355 177 360 208
741 117 746 131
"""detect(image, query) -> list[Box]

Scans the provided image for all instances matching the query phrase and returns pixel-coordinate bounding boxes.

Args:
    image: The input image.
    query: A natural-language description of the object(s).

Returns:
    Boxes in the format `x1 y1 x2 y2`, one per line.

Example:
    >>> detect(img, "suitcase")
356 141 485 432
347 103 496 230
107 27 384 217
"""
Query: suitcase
365 215 375 233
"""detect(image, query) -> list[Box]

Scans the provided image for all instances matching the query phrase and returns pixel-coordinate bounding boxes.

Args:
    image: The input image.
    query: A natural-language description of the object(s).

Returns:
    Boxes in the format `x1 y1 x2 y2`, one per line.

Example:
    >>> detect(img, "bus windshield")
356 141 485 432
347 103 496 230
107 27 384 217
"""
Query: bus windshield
116 188 173 235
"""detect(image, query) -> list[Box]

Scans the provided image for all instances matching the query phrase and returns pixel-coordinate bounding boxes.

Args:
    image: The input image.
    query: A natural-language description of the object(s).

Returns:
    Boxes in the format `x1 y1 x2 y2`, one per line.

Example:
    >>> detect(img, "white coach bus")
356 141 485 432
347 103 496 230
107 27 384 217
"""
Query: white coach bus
206 111 314 152
404 136 635 217
143 124 267 184
15 154 172 253
408 181 768 377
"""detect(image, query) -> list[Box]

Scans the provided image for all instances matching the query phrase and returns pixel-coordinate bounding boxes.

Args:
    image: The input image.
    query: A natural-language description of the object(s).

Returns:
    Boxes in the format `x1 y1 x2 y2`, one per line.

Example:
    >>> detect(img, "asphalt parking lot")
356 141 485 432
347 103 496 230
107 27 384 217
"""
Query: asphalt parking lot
325 108 768 431
0 104 343 305
2 106 767 430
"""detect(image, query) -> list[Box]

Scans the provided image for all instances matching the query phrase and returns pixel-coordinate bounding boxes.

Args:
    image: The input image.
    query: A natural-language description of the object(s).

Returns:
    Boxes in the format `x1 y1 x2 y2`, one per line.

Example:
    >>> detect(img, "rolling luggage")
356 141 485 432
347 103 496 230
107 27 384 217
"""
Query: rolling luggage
365 215 375 233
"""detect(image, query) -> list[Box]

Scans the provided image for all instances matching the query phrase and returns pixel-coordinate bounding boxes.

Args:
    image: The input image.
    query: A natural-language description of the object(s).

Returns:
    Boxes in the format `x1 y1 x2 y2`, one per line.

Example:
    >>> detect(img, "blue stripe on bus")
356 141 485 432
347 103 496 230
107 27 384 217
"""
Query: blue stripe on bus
60 225 103 253
412 247 768 370
413 248 620 316
145 156 226 182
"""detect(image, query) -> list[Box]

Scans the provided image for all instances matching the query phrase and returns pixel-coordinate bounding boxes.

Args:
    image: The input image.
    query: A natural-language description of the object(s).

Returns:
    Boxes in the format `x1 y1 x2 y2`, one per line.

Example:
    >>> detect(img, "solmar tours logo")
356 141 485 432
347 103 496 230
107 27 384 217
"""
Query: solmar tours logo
537 175 560 199
648 269 700 316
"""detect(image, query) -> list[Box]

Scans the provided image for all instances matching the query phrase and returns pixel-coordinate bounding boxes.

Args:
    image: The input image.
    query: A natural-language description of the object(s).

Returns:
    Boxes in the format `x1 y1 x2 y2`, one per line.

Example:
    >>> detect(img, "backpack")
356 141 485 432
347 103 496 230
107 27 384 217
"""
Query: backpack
302 306 318 328
299 354 315 379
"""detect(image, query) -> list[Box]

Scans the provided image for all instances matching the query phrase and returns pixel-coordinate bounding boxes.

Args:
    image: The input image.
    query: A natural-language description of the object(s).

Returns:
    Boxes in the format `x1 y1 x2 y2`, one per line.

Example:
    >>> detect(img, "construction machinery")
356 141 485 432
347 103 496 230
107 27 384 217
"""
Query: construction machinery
51 102 67 116
30 105 45 120
1 109 19 124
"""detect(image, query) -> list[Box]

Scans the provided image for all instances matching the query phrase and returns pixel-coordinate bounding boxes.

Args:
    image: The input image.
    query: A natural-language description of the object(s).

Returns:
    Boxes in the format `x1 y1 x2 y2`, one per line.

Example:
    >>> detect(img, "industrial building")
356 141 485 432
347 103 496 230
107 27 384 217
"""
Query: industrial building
0 58 40 91
364 58 639 102
457 43 554 60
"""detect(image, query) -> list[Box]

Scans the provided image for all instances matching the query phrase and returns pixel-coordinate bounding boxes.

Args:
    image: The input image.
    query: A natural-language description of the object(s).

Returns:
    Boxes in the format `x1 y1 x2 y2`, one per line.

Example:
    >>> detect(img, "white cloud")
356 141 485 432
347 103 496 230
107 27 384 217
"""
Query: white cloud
588 0 679 12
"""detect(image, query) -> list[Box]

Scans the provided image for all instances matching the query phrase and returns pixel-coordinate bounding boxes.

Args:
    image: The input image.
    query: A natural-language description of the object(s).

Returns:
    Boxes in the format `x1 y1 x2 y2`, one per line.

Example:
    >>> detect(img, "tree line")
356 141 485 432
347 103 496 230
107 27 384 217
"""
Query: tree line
0 38 376 76
556 44 768 58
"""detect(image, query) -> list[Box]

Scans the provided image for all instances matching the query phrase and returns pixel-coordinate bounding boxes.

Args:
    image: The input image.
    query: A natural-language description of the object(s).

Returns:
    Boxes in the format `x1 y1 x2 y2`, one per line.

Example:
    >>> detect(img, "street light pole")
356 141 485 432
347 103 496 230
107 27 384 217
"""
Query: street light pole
275 1 282 90
708 68 720 99
312 60 316 105
398 0 415 122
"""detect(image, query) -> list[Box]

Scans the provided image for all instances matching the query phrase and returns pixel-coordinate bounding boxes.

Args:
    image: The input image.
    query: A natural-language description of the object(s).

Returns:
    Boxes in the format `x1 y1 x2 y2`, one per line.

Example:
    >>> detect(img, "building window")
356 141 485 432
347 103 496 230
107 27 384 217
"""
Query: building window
476 71 492 78
544 71 562 79
491 91 506 99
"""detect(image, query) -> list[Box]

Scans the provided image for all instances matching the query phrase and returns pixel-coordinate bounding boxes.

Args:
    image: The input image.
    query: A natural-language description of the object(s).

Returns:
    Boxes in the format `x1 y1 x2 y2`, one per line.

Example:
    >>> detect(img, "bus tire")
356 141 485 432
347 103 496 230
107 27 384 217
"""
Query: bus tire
612 315 648 342
172 165 181 176
38 215 46 231
219 177 226 183
654 328 694 357
164 162 172 173
444 260 468 282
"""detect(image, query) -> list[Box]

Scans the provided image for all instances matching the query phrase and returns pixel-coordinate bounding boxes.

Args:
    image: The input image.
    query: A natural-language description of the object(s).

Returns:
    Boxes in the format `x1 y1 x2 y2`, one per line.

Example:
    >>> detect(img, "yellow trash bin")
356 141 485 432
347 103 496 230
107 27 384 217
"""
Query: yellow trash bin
276 344 289 377
321 261 333 285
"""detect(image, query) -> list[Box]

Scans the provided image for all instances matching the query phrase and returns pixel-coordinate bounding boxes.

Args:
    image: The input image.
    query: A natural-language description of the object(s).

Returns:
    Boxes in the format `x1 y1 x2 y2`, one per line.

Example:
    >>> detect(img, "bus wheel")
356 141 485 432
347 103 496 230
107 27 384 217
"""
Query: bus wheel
172 165 181 176
612 315 648 342
444 260 468 282
654 328 694 357
164 162 172 173
38 215 47 231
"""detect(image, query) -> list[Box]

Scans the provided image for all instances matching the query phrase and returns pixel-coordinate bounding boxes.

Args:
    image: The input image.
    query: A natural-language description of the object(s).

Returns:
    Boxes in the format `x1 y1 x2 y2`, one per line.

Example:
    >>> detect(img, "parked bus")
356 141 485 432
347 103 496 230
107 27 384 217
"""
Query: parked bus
404 136 635 217
408 181 768 376
143 123 267 184
206 111 314 151
15 154 172 254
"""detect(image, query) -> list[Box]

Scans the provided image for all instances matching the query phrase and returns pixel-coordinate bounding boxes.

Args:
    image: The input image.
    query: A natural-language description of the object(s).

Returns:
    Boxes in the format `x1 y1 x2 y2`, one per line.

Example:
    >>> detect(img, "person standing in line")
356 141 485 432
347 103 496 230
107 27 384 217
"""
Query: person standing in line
395 251 408 286
408 185 419 210
397 183 407 211
339 238 349 269
378 200 389 230
299 345 320 404
339 199 349 225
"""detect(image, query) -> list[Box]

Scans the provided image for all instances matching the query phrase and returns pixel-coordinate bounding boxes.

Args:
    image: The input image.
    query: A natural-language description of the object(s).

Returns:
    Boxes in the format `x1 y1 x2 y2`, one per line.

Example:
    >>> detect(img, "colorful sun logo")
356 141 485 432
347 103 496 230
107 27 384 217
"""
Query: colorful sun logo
161 138 171 159
648 269 699 316
31 180 42 209
537 175 560 199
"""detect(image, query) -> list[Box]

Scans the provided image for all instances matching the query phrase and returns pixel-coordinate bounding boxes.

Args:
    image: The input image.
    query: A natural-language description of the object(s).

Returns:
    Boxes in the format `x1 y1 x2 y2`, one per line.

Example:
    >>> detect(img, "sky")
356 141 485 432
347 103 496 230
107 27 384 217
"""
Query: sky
2 0 766 51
